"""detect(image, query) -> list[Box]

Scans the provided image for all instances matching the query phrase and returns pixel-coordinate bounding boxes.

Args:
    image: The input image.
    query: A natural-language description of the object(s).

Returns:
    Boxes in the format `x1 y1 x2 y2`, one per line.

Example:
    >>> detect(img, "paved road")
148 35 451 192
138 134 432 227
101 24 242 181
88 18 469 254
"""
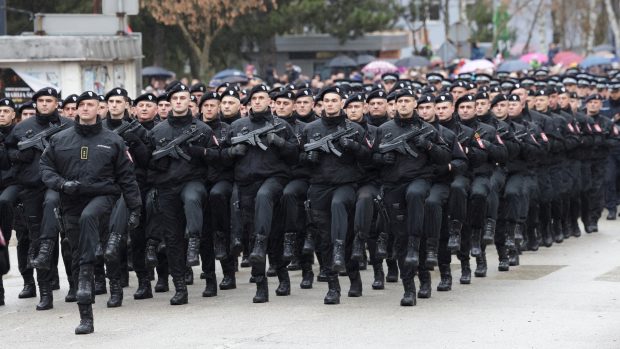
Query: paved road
1 218 620 348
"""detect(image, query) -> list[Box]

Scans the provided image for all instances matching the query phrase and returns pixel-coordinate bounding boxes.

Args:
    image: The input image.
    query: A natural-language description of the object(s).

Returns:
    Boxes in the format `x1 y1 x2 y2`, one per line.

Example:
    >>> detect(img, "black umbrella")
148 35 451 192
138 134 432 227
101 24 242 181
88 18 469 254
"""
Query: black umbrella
356 54 376 66
142 66 174 78
328 55 357 68
395 55 431 68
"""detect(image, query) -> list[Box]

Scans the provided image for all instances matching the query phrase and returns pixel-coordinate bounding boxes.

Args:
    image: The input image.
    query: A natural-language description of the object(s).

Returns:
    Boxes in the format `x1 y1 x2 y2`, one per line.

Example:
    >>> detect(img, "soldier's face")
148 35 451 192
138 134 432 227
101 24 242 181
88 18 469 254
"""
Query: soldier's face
396 97 416 118
322 93 342 117
383 80 396 92
20 109 36 120
170 91 191 116
98 102 108 117
549 94 558 108
345 102 365 122
492 101 508 119
294 96 314 116
611 89 620 100
558 94 570 109
62 103 77 117
189 101 199 116
458 102 476 120
586 100 602 115
36 96 58 115
250 92 270 113
220 96 240 117
368 99 387 117
507 101 523 117
475 99 490 116
0 106 15 126
417 103 435 122
136 101 157 122
435 102 454 122
192 91 204 101
200 100 220 122
313 101 324 115
107 96 127 118
387 100 395 118
451 87 466 101
158 101 171 118
77 99 99 123
274 98 294 117
570 98 580 112
534 96 549 112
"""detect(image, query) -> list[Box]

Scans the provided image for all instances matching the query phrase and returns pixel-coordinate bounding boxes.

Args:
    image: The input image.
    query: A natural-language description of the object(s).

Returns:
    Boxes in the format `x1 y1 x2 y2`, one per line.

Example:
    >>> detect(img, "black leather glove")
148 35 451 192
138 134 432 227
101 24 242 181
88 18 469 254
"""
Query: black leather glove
121 132 140 144
307 150 320 163
339 137 361 152
128 210 141 230
188 145 206 159
266 133 286 148
10 148 35 163
228 144 248 158
413 134 431 150
61 180 81 195
382 152 396 164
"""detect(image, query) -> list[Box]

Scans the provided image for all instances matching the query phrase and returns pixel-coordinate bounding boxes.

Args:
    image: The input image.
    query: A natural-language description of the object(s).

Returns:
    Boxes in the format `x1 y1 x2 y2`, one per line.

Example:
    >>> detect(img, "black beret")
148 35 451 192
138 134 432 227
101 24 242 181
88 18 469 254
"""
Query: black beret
534 88 552 97
219 88 240 101
584 94 603 103
76 91 99 105
62 94 78 106
507 94 521 102
98 95 105 102
417 94 435 105
393 89 415 101
317 86 342 101
436 93 453 103
295 88 314 100
164 80 181 92
32 87 59 101
190 95 197 103
18 101 35 113
166 84 190 101
450 80 467 91
156 93 168 103
386 91 397 102
476 73 492 83
247 84 270 101
528 89 537 97
273 90 295 101
455 94 476 109
475 91 489 100
491 94 508 107
381 73 399 82
198 92 220 107
489 86 501 93
216 82 231 92
105 87 129 101
0 98 15 110
133 93 157 105
569 92 579 99
421 86 437 94
366 89 388 103
190 83 207 93
344 93 365 108
293 81 310 90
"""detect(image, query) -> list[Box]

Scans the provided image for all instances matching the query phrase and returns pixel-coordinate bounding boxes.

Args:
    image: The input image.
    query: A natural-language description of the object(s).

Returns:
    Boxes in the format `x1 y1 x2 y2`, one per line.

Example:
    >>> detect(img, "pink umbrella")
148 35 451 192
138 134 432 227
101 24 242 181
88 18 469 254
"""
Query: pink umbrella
520 52 548 64
459 59 496 73
553 51 583 66
362 60 398 75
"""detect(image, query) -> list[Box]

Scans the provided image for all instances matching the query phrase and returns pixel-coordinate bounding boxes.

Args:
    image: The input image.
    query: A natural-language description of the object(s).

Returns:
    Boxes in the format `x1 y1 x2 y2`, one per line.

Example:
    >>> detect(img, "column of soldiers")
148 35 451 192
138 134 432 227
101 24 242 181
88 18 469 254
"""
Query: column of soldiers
0 66 619 334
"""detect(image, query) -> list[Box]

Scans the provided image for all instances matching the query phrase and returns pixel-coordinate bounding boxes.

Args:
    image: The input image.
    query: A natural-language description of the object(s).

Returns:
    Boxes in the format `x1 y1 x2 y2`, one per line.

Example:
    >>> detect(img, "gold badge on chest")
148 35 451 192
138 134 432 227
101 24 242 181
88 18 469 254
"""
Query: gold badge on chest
81 146 88 160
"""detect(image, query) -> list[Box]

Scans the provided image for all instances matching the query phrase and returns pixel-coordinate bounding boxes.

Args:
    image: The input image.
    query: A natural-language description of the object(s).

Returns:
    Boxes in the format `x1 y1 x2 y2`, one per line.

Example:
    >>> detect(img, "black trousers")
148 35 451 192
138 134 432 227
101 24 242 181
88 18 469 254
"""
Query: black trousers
281 178 313 271
487 168 507 221
200 180 236 276
589 159 607 223
130 188 150 280
448 175 470 223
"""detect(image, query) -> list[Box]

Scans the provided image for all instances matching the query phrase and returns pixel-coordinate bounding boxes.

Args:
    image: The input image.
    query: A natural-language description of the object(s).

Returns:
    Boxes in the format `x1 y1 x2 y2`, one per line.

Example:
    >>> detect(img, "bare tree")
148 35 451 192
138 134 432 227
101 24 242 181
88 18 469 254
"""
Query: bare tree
522 0 544 53
605 0 620 55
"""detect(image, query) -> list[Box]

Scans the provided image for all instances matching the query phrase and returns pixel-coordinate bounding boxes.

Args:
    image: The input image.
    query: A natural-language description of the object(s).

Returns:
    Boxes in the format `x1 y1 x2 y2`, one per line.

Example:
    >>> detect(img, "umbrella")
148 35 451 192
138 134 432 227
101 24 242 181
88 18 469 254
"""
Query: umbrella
142 66 174 78
552 51 583 66
212 68 246 80
497 59 531 72
594 44 615 53
580 55 613 68
327 55 357 68
356 54 376 66
520 52 548 64
594 51 616 58
395 55 430 68
459 59 495 73
361 60 398 75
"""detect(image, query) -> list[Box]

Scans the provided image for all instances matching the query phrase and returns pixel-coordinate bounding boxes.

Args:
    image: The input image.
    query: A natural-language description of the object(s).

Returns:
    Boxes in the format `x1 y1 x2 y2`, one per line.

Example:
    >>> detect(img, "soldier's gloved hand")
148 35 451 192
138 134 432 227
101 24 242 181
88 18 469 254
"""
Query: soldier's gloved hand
228 144 247 158
382 152 396 164
413 134 431 150
10 148 35 163
306 150 320 163
188 145 206 159
127 210 141 230
61 180 81 195
266 133 286 148
339 137 361 152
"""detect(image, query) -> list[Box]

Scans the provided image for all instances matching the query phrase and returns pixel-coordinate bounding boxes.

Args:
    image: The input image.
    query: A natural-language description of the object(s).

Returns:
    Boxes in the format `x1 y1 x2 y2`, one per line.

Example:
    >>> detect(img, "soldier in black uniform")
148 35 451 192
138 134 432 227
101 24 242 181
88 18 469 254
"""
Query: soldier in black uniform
40 90 141 334
375 89 451 306
147 84 215 305
223 84 298 303
6 87 74 311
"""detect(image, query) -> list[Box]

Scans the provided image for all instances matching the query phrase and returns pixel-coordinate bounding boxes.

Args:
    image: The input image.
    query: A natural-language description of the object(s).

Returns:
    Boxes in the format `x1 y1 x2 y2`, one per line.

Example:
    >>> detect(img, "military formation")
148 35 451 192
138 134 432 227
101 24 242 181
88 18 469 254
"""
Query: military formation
0 66 619 335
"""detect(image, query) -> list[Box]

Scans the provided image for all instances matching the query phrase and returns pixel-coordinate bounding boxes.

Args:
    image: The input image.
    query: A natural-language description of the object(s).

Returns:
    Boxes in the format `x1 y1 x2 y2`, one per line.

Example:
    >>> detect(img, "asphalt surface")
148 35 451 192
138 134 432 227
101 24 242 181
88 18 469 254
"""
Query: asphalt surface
1 217 619 348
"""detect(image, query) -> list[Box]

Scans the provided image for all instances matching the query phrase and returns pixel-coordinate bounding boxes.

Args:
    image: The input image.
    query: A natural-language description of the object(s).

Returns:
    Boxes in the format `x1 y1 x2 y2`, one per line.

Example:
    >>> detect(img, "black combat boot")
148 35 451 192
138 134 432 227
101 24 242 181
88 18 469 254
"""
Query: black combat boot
75 304 94 335
301 231 315 255
288 256 301 271
505 223 516 250
202 272 217 297
376 232 388 259
425 238 438 268
107 279 123 308
32 239 55 270
249 235 267 265
482 218 496 244
19 275 36 298
372 264 385 290
541 221 553 247
552 220 564 244
474 252 487 277
571 218 582 238
104 231 122 262
400 278 416 306
497 246 509 272
133 277 153 300
528 224 540 251
185 267 194 285
404 237 420 269
323 276 341 305
65 278 77 302
186 236 200 267
562 219 571 240
219 272 236 290
170 278 188 305
417 269 431 299
253 275 269 303
36 281 53 311
317 266 329 282
145 239 159 268
275 269 291 296
76 264 94 304
460 259 471 284
386 259 399 282
282 232 297 262
437 264 452 291
300 269 314 289
447 220 462 254
155 273 169 292
508 249 519 266
0 278 4 306
607 209 617 220
347 270 362 297
351 233 365 262
470 229 482 257
332 239 346 273
94 273 106 295
266 264 277 277
213 231 227 260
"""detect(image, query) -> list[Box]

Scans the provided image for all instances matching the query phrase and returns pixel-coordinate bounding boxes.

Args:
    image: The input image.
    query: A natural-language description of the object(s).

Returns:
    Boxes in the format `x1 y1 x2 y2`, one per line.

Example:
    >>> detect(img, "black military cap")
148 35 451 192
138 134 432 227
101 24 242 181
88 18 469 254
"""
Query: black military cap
569 92 579 99
417 94 435 106
76 91 99 105
386 91 397 102
520 77 535 88
584 94 603 103
0 98 15 110
534 69 549 78
190 83 207 93
293 81 310 90
156 93 168 103
215 82 231 92
164 80 181 92
133 93 157 105
450 80 467 91
393 88 415 101
496 71 510 80
366 89 388 103
491 94 508 107
500 81 515 91
458 73 473 81
476 73 492 83
98 95 105 102
219 88 240 101
105 87 129 101
190 95 197 103
317 86 342 101
455 94 476 108
18 101 35 113
344 93 365 108
295 88 314 100
421 85 437 94
246 84 270 101
507 94 521 102
166 83 189 101
198 92 220 107
273 90 295 101
381 73 399 82
534 88 551 97
475 91 489 100
436 93 453 103
556 86 569 95
32 87 59 101
62 94 78 107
